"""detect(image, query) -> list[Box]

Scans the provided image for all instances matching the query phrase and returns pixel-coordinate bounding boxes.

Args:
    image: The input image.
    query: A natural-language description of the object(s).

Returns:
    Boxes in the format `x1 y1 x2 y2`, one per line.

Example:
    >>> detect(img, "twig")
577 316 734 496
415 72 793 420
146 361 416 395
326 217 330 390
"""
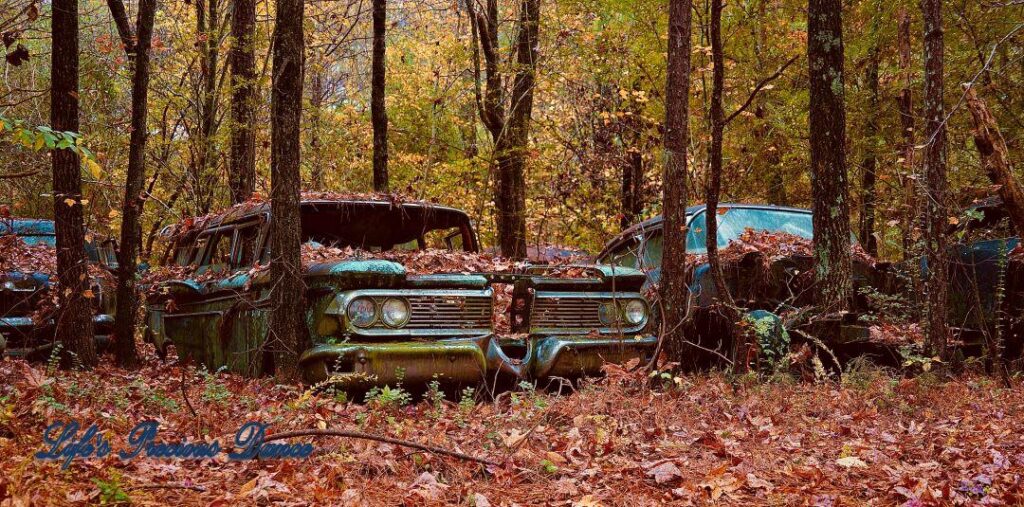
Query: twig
180 366 198 420
724 55 800 125
263 428 500 466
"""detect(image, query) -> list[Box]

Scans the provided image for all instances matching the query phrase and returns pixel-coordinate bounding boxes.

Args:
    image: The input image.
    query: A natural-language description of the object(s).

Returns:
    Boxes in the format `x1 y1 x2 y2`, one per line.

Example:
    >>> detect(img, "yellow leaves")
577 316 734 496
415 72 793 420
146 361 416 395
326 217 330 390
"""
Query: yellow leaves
63 198 77 207
85 158 103 179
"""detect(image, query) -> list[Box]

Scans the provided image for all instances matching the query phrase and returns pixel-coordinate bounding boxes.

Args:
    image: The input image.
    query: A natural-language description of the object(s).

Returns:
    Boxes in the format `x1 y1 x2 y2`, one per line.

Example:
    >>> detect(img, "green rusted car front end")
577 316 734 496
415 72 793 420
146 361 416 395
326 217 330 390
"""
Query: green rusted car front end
144 198 656 386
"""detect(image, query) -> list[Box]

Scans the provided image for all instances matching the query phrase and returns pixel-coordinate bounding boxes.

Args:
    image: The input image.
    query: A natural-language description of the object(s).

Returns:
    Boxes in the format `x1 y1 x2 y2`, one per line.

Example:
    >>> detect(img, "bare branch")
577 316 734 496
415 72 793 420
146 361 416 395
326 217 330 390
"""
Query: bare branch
724 55 799 125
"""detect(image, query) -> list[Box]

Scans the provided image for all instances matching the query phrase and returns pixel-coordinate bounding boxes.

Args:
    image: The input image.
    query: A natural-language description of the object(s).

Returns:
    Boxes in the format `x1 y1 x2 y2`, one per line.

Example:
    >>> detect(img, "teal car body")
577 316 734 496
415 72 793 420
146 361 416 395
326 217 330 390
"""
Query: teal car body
144 198 656 385
0 219 117 357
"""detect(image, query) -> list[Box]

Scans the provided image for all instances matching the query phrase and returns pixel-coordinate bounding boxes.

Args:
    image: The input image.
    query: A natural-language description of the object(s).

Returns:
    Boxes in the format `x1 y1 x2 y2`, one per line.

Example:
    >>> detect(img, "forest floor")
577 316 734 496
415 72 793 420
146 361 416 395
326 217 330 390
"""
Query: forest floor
0 347 1022 506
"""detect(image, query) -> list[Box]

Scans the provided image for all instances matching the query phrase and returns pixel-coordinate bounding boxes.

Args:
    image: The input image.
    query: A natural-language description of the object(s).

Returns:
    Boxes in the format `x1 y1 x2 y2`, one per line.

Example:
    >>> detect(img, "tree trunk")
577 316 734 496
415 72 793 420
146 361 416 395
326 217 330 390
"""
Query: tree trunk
661 0 693 361
308 70 325 190
494 0 539 260
194 0 218 213
921 0 949 359
859 23 880 257
371 0 389 192
897 8 916 261
466 0 534 260
269 0 308 380
807 0 853 316
229 0 256 204
51 0 97 367
706 0 743 367
104 0 134 56
620 149 643 230
964 86 1024 236
112 0 157 369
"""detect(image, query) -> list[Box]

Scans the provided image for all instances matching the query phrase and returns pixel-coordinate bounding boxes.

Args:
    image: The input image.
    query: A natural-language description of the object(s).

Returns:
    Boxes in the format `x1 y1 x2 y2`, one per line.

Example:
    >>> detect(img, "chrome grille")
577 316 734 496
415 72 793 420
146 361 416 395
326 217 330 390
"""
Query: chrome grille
406 294 491 330
530 292 648 334
331 289 494 337
530 296 604 330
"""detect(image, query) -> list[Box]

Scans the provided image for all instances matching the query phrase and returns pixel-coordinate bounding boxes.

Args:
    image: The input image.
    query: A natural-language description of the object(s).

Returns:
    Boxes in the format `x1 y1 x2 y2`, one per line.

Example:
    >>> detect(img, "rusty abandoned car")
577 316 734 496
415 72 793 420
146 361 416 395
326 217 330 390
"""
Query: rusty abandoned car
599 201 1024 366
0 218 117 357
597 203 890 365
142 195 657 385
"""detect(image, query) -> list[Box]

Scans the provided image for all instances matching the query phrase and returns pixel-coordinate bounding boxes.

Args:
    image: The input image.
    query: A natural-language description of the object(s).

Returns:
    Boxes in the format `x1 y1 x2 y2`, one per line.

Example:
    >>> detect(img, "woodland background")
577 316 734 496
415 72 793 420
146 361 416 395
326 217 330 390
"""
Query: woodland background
2 0 1021 257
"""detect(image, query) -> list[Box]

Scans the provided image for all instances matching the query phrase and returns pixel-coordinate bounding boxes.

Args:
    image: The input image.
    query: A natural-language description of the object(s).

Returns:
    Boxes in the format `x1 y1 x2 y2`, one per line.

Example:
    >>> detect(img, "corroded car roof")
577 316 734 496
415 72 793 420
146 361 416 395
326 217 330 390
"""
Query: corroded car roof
166 196 472 239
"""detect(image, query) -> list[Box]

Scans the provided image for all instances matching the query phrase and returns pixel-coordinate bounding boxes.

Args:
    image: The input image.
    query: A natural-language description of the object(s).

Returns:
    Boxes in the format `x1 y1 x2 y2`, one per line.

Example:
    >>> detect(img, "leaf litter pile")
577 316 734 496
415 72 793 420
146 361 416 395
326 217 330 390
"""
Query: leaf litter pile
1 349 1022 505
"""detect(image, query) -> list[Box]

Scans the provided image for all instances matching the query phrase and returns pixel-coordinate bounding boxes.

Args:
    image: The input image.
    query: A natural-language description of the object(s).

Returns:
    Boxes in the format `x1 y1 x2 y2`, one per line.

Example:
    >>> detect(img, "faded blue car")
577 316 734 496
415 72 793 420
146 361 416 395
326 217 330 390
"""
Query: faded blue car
0 218 117 357
597 204 884 365
143 197 657 386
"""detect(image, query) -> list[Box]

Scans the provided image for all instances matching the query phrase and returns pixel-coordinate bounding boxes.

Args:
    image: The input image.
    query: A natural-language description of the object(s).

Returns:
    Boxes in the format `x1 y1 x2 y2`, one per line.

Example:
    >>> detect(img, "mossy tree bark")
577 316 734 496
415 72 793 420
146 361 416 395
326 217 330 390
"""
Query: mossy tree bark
661 0 693 362
807 0 853 318
921 0 950 359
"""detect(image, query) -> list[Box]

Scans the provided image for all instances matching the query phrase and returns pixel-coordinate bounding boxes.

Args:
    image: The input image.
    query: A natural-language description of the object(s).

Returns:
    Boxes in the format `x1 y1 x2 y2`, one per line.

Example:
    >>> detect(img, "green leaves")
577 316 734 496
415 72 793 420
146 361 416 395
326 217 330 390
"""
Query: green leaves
0 115 102 176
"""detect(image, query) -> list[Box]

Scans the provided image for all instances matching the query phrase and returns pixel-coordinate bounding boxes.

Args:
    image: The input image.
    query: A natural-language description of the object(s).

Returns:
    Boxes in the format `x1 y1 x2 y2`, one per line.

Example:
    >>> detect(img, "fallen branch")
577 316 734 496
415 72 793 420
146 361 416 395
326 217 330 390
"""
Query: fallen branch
264 428 500 466
0 170 40 179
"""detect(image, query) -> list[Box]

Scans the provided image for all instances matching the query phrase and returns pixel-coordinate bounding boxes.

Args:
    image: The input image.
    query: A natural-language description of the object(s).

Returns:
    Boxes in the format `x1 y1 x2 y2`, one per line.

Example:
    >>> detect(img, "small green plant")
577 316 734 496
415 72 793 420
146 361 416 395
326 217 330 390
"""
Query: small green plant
365 385 412 409
199 367 231 404
540 459 559 474
426 379 445 419
899 346 942 373
92 471 130 504
45 342 64 375
454 386 476 425
513 381 548 409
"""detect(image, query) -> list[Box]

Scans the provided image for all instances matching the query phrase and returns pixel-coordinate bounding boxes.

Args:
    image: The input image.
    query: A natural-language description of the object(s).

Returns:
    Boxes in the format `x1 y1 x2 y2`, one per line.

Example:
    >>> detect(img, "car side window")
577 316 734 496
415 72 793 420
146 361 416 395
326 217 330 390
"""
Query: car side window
187 237 209 266
602 237 642 269
686 212 708 253
204 232 233 268
641 231 663 270
233 222 262 268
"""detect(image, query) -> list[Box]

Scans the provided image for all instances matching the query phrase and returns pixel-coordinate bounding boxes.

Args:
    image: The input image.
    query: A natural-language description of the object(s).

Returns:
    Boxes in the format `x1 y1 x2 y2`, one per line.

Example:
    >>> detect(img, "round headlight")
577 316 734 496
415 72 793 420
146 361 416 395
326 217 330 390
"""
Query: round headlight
346 297 377 328
598 301 619 326
380 297 411 328
623 299 647 325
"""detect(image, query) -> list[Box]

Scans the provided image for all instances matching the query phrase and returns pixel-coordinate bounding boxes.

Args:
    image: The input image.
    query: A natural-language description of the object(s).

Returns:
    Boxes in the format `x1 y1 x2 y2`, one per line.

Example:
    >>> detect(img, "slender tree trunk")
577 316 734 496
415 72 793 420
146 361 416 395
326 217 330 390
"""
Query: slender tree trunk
921 0 949 359
859 23 880 257
706 0 744 367
194 0 218 213
897 8 916 261
620 149 643 229
963 86 1016 384
807 0 853 316
104 0 134 56
308 70 325 190
371 0 389 192
112 0 157 369
229 0 256 204
51 0 97 367
269 0 307 380
661 0 693 360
